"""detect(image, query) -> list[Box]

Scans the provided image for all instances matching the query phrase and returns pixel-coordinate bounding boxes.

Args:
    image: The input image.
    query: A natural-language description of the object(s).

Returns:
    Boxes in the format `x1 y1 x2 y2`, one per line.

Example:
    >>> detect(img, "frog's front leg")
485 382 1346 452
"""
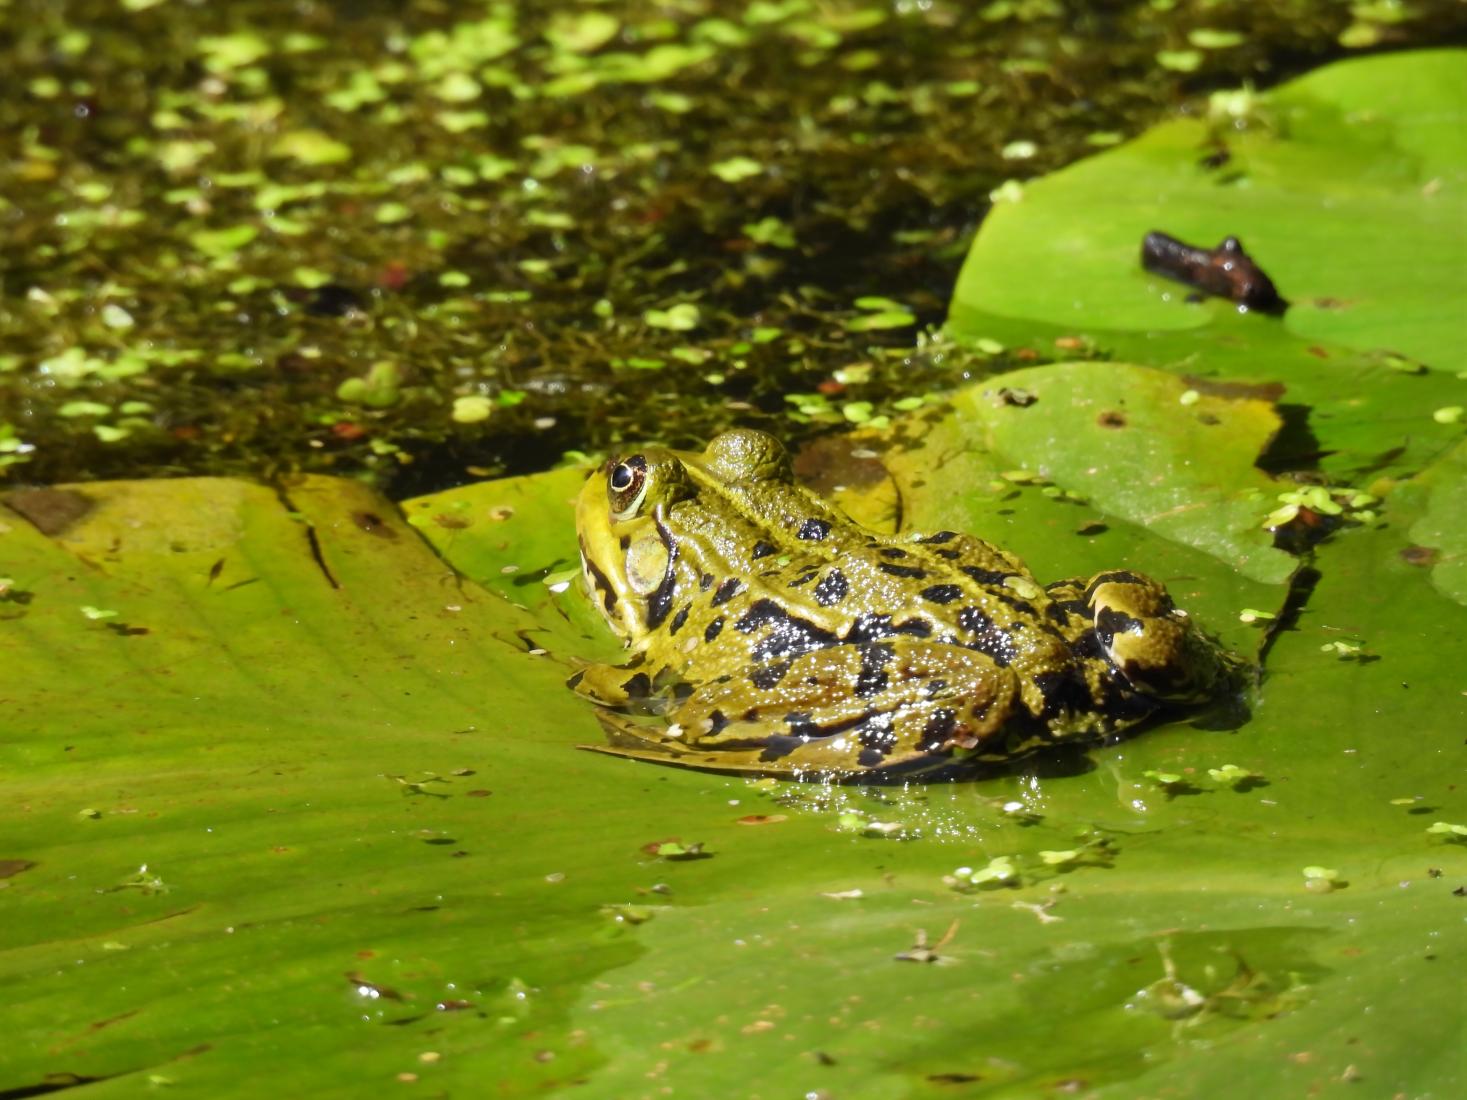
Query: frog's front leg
1052 572 1236 703
567 656 663 707
666 640 1026 773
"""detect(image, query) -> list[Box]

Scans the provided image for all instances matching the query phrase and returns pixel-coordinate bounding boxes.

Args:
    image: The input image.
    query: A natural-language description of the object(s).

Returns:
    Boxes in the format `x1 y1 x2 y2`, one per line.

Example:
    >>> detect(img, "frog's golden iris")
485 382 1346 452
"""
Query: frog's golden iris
570 428 1239 778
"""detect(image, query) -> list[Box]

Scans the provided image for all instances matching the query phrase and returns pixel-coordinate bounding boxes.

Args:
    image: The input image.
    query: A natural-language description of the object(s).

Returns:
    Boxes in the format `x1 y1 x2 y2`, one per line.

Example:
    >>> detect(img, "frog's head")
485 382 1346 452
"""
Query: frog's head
576 430 797 642
576 446 694 642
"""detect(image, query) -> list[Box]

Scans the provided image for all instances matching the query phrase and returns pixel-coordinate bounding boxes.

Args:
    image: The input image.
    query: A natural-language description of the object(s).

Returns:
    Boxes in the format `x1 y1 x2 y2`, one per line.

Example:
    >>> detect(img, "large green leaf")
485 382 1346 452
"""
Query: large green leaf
889 362 1294 586
5 402 1462 1096
4 50 1465 1099
1403 440 1467 606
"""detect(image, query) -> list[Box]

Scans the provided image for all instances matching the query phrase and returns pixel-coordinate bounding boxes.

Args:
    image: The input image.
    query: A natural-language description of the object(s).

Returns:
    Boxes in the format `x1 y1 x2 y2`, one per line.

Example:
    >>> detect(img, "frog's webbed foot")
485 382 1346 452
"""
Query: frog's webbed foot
580 711 816 777
1066 571 1239 703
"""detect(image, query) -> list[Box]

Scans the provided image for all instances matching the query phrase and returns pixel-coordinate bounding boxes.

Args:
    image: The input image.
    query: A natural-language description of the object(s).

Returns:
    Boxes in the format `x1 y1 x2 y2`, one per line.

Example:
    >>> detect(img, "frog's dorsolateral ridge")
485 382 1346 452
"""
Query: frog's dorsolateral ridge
570 429 1240 778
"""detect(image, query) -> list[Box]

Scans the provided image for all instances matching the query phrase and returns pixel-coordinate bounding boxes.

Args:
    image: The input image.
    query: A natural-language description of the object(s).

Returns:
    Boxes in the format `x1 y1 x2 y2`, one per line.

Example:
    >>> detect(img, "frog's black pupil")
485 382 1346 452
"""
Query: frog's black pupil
610 464 634 491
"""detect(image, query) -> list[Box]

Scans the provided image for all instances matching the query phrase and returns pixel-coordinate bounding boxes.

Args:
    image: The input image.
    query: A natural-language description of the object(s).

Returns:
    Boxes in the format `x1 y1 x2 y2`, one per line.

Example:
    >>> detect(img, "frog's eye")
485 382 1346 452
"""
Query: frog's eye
607 455 650 518
609 461 637 491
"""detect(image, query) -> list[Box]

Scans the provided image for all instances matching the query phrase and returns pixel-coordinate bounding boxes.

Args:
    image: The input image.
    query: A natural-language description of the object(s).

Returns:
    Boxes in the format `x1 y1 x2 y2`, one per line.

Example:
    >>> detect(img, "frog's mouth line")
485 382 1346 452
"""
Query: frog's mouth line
578 539 621 619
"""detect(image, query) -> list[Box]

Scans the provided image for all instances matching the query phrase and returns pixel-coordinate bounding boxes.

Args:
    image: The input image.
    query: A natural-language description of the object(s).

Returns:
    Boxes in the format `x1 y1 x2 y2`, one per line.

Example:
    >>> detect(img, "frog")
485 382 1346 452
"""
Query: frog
570 428 1241 779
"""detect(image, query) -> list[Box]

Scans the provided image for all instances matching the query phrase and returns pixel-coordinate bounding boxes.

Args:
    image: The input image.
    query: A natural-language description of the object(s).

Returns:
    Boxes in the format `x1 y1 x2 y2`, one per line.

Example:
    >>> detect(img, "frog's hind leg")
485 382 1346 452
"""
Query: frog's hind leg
665 640 1026 775
1069 571 1239 703
582 709 792 774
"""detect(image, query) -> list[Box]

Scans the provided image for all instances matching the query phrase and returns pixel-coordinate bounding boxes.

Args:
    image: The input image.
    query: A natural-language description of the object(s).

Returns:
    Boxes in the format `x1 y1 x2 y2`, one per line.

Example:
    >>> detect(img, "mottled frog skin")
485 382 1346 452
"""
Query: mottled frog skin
571 429 1237 778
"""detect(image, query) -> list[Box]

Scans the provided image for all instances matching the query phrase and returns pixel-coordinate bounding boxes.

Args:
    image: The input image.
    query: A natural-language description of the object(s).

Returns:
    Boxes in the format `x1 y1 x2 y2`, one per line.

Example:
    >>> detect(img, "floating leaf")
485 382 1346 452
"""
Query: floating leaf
271 129 352 166
4 50 1465 1100
948 50 1467 483
643 303 701 331
709 156 762 182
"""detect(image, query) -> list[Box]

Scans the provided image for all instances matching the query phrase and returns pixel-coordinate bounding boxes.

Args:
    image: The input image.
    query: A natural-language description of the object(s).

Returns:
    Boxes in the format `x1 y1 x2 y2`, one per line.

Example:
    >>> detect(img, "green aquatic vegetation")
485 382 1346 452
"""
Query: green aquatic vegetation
336 361 403 409
1207 764 1261 788
1301 865 1346 893
957 856 1019 887
642 303 702 331
2 18 1466 1098
1426 821 1467 841
0 427 34 469
845 295 916 331
7 0 1457 488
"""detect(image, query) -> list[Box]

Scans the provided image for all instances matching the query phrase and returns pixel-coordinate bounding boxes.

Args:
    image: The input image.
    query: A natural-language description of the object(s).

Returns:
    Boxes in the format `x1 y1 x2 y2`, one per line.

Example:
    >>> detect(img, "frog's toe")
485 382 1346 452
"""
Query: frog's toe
566 660 657 707
581 710 875 778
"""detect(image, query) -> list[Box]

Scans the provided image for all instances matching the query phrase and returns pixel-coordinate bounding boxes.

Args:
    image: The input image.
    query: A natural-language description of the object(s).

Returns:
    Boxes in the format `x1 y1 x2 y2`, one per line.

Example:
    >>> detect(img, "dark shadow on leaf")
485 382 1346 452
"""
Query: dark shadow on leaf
1258 566 1321 665
1255 404 1328 475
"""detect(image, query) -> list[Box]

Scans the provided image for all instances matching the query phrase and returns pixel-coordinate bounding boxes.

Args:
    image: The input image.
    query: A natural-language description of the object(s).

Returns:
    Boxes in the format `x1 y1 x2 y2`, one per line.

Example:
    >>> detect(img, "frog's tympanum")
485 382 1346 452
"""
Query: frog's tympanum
571 429 1239 779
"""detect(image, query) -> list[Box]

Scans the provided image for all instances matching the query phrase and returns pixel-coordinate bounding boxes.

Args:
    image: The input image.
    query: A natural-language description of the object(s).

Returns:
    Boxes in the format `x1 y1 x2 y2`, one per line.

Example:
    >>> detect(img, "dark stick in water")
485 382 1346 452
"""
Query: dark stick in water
1141 232 1286 314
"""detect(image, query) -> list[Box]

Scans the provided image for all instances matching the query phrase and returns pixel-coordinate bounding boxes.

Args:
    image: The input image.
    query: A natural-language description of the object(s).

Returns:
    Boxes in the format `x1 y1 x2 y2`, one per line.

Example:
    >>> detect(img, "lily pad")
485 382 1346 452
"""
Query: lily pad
881 362 1294 586
1401 441 1467 606
4 49 1465 1100
948 49 1467 482
3 398 1463 1097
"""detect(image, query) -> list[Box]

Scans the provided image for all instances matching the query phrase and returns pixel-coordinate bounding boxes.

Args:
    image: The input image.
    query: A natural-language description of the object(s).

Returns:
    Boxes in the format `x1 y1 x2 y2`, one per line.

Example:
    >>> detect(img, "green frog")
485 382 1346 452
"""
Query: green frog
570 428 1239 779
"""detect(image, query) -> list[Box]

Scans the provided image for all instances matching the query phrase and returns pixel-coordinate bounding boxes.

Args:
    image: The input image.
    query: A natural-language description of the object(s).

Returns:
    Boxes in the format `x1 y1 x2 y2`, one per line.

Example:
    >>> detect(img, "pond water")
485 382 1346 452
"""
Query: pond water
2 0 1461 492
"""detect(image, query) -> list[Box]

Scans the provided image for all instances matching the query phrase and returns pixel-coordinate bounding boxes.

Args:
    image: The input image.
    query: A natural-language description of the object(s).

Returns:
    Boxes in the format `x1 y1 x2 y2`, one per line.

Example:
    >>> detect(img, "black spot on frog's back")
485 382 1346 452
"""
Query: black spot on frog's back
962 565 1010 586
957 606 1016 667
750 660 792 690
854 643 895 698
814 569 849 606
797 518 832 541
878 562 927 580
735 599 840 660
1068 629 1104 660
991 591 1035 617
919 708 958 749
620 672 652 699
710 578 743 606
847 612 932 641
845 613 895 643
1030 669 1086 718
1053 598 1090 620
856 713 897 767
920 584 963 605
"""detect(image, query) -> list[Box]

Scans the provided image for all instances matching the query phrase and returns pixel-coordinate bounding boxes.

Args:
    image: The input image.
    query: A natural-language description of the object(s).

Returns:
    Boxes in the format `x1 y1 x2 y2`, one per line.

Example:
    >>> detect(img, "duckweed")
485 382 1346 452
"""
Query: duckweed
4 0 1441 489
